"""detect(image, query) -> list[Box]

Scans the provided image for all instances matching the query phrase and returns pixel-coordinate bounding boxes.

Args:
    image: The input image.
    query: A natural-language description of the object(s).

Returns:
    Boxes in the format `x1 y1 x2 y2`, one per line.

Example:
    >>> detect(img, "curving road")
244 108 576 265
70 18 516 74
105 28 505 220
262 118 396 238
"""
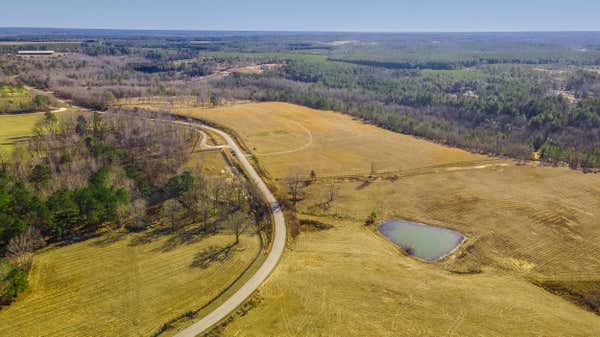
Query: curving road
173 123 287 337
196 129 229 151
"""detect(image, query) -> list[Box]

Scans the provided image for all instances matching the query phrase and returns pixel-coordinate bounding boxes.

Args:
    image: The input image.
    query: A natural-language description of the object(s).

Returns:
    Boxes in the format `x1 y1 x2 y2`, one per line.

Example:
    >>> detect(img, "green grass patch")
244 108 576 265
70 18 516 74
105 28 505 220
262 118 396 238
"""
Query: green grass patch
0 112 45 157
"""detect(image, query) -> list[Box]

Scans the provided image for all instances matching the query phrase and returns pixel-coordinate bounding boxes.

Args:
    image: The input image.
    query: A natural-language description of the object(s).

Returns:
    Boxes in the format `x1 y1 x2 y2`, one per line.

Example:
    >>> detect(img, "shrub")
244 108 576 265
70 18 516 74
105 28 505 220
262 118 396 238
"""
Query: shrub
1 268 28 304
365 211 378 226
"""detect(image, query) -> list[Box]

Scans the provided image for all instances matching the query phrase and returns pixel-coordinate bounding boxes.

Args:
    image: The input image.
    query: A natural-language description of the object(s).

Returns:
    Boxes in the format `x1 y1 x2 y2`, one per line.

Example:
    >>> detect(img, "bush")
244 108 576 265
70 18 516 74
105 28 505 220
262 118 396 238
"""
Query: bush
1 268 28 304
365 211 378 226
29 164 51 186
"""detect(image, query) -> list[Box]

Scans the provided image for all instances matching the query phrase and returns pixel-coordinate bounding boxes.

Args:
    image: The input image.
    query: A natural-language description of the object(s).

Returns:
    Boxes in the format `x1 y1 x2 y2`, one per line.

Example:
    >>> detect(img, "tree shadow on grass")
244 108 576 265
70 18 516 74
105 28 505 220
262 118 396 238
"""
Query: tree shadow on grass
191 243 241 269
127 211 236 252
155 223 220 253
128 226 174 247
356 179 373 190
90 232 126 247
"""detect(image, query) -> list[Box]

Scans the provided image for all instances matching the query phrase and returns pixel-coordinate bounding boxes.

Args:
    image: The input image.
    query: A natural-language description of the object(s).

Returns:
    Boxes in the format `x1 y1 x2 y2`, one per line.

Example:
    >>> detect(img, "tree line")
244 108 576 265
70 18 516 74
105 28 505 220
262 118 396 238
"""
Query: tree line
0 109 269 305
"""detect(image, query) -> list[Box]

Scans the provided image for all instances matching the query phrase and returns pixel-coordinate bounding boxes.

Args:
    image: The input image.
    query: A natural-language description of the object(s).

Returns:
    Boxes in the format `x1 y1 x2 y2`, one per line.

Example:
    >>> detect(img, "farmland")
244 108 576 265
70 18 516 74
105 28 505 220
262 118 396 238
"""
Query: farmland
0 111 46 156
178 102 600 336
0 29 599 336
0 231 261 337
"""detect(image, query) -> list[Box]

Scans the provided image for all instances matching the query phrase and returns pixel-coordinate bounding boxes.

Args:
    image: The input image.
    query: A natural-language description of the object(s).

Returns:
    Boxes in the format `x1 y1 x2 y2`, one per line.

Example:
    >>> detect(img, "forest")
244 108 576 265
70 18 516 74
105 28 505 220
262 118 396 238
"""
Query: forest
1 31 597 170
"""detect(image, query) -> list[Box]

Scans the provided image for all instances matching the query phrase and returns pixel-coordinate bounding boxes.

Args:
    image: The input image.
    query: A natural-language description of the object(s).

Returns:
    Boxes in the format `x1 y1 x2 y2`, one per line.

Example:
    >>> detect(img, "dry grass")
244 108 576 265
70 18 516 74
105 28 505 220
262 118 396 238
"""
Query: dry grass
0 231 261 337
219 217 600 336
177 102 600 336
176 102 484 178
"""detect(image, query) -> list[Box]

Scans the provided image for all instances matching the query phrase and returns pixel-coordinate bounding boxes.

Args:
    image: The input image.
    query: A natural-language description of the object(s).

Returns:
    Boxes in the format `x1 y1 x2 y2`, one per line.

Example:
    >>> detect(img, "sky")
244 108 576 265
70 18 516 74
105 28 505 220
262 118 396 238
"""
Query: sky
3 0 600 32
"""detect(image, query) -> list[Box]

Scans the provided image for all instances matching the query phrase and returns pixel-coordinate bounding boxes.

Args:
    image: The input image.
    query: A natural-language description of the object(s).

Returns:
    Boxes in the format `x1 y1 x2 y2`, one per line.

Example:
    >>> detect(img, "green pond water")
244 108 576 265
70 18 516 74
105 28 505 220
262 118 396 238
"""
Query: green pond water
377 220 464 261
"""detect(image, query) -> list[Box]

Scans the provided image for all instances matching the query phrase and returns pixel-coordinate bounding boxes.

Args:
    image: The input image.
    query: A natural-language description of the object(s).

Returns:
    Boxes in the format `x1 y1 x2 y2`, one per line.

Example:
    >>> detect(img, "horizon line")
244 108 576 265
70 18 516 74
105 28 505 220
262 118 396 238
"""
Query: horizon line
1 26 600 34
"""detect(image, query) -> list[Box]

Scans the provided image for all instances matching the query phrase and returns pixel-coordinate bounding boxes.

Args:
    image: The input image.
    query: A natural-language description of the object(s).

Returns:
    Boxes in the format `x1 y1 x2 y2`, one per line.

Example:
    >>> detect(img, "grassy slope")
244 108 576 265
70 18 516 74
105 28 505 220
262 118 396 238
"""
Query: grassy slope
0 231 260 337
0 111 45 156
0 108 74 157
179 102 600 336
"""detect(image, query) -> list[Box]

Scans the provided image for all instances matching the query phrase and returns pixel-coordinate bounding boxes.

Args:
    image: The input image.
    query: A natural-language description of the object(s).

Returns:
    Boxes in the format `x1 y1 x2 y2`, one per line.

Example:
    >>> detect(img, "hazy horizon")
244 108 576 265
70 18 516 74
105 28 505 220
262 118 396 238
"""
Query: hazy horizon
4 0 600 32
1 27 600 35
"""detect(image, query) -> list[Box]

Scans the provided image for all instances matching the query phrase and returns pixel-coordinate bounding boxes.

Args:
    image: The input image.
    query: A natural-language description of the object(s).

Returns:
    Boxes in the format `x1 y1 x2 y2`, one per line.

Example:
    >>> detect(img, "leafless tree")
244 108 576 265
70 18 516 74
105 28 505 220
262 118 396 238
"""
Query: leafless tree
285 172 303 206
7 227 44 271
128 198 148 230
369 162 377 179
229 210 246 245
161 199 184 232
211 176 226 210
245 182 269 234
309 170 317 182
327 181 338 204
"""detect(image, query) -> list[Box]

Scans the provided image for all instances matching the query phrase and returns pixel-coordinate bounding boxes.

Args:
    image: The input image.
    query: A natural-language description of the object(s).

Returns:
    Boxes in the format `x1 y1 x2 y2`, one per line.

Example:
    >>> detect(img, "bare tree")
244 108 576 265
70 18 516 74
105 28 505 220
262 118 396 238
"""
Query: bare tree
246 182 269 234
180 179 205 223
7 227 44 271
369 162 377 179
127 198 148 231
211 176 226 211
161 199 184 232
229 210 246 245
229 178 245 211
285 172 303 207
309 170 317 182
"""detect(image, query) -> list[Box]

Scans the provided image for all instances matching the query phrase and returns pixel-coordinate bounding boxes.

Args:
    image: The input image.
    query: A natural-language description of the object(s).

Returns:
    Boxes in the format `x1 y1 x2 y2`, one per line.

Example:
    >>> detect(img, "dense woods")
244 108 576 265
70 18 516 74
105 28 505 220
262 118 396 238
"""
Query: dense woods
223 61 600 169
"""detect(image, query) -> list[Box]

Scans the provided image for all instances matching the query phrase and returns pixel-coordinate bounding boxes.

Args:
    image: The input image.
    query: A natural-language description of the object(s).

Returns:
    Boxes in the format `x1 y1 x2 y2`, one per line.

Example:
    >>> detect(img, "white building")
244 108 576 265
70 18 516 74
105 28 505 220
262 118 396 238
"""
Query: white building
17 50 55 56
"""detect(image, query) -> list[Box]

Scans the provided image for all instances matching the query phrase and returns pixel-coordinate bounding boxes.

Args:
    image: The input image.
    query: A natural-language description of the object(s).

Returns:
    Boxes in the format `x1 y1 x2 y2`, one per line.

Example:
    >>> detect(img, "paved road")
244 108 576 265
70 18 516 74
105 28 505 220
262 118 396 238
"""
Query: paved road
197 129 229 150
173 123 287 337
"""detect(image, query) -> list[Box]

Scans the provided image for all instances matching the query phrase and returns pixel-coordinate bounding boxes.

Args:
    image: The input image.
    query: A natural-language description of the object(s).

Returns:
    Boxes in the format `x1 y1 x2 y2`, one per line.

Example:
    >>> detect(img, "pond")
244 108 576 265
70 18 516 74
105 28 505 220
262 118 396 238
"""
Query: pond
377 220 465 261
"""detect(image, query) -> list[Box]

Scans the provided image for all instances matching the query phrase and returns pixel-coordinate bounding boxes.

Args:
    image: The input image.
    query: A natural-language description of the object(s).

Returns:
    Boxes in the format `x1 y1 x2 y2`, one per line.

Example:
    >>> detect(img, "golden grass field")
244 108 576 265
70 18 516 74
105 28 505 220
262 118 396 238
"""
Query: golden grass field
0 115 264 336
177 102 600 336
0 230 261 337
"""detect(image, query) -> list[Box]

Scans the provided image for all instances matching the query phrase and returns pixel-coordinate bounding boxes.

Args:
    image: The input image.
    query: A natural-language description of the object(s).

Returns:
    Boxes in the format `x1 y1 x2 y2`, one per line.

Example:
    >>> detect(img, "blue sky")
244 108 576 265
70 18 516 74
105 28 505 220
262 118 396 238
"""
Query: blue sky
3 0 600 32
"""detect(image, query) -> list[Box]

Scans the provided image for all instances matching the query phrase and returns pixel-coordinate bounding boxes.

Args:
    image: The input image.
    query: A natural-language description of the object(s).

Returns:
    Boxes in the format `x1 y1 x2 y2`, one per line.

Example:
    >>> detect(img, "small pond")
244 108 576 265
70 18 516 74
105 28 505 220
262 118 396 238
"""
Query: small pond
377 220 465 261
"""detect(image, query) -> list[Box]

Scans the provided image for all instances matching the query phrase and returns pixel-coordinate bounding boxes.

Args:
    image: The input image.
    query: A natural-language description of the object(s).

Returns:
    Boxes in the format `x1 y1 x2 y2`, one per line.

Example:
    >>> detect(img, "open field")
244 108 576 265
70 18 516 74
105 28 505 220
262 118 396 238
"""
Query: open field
0 108 72 156
0 111 44 156
176 102 485 178
178 102 600 336
0 230 261 337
